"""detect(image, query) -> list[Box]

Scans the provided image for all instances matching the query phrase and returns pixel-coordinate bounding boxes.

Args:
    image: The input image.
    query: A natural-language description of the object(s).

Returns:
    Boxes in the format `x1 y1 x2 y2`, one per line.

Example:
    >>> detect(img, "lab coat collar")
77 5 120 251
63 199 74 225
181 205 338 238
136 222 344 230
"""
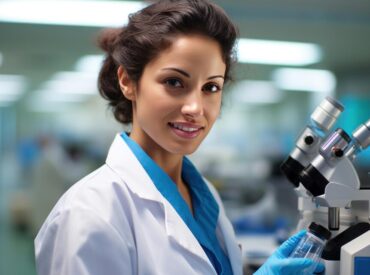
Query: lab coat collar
106 134 161 202
105 134 215 272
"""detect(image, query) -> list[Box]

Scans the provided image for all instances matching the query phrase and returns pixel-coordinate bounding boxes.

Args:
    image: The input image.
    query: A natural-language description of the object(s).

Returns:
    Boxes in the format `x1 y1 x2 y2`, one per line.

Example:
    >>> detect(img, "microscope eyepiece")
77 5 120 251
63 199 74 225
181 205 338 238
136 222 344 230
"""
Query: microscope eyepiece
320 128 351 162
280 97 344 187
324 96 344 112
298 128 351 197
352 118 370 150
311 97 344 132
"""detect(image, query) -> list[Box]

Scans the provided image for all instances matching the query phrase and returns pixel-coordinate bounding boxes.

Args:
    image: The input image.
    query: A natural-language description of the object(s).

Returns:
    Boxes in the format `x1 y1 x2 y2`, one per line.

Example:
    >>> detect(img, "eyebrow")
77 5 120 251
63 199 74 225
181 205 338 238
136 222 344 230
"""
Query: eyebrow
161 67 224 80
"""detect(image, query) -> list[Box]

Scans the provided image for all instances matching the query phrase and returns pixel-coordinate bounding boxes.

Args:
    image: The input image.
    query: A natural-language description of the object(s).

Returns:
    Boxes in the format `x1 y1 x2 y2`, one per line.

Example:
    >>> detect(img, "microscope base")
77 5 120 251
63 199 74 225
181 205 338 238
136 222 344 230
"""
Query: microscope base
341 231 370 275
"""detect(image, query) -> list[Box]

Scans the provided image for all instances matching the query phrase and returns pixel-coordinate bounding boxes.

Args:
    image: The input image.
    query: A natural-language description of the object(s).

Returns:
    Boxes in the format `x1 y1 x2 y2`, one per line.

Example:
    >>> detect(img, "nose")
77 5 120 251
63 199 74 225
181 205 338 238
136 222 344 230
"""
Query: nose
181 90 203 118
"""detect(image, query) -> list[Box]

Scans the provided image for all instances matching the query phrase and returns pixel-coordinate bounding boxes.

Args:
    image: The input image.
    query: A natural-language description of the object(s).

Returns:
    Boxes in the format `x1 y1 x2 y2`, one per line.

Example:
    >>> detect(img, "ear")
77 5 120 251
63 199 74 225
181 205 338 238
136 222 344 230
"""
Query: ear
117 65 136 101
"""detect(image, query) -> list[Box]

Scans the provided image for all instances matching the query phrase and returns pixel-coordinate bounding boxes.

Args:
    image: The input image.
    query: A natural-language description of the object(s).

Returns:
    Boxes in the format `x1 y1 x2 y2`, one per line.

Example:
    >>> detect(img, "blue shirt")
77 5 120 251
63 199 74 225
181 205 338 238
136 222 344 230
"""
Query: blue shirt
121 132 233 275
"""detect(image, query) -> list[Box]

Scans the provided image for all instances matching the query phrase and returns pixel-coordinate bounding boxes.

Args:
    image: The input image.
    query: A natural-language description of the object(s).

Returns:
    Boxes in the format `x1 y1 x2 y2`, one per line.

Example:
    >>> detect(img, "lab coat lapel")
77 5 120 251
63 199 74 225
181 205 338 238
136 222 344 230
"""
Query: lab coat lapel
218 214 243 275
105 134 215 271
106 134 162 203
204 179 243 275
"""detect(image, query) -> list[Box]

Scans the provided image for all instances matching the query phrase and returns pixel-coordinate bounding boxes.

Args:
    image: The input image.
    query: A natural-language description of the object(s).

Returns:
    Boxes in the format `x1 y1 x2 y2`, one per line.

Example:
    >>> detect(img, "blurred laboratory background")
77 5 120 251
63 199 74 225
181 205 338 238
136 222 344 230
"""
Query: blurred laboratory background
1 0 370 274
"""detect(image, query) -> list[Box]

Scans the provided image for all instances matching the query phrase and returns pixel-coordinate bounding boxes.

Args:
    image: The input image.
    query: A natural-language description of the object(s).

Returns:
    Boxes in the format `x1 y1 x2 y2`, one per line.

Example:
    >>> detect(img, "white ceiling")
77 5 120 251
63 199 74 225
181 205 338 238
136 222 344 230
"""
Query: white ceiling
1 0 370 105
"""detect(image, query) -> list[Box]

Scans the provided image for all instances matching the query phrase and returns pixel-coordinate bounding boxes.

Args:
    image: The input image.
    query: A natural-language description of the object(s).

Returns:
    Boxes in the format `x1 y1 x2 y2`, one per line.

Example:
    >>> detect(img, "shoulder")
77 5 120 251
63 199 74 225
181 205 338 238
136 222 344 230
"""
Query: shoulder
35 164 137 275
46 164 123 214
34 204 136 275
36 163 134 243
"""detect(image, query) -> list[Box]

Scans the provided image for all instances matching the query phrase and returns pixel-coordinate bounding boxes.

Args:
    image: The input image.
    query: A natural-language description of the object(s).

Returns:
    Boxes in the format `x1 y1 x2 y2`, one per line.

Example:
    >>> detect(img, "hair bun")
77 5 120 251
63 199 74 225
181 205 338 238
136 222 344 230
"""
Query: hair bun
97 28 122 54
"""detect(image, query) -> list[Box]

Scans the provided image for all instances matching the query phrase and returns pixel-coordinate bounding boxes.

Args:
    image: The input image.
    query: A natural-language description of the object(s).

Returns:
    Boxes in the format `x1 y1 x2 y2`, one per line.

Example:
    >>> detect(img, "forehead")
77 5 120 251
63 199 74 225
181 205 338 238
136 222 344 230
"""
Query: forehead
145 34 226 72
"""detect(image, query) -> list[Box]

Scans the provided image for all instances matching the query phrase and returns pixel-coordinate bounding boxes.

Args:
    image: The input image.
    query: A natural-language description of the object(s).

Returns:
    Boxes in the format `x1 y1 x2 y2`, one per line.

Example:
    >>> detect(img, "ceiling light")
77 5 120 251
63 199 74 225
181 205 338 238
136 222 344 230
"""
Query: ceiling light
0 74 26 102
0 1 147 27
28 71 98 107
237 39 322 66
231 80 283 104
42 71 98 95
27 100 76 112
28 88 90 112
272 68 336 93
75 55 104 74
32 90 90 103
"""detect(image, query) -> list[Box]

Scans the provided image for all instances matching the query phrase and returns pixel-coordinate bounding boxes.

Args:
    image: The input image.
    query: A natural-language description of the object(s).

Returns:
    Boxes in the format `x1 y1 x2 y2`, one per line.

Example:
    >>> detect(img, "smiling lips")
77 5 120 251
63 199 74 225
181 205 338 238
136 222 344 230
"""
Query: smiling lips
168 122 204 139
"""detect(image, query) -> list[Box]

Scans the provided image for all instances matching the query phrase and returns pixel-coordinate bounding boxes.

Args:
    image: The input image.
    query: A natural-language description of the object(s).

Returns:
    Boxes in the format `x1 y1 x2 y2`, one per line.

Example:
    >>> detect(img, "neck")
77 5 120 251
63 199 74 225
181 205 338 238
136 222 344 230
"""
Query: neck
152 151 184 185
129 129 183 185
128 128 193 214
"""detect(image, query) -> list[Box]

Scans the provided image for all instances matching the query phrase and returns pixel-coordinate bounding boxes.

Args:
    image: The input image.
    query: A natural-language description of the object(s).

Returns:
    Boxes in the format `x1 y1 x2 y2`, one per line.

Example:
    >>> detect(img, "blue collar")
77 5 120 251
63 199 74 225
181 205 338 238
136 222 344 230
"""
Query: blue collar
121 132 232 274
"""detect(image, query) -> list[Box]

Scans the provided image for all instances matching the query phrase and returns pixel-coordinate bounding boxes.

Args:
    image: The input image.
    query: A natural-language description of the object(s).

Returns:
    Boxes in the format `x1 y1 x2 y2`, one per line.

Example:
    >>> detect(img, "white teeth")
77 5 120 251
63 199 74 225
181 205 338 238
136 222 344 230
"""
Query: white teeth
171 123 199 132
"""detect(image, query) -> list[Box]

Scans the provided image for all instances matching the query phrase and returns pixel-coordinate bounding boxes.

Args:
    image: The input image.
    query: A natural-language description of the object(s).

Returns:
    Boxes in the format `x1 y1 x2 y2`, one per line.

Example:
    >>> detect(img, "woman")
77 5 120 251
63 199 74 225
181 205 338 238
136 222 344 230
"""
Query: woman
35 1 323 274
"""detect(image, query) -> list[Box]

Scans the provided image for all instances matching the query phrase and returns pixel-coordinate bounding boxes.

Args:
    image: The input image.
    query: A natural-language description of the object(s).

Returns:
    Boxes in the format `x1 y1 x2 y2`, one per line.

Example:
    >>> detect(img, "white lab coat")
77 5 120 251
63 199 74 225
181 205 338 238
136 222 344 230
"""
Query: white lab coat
35 134 242 275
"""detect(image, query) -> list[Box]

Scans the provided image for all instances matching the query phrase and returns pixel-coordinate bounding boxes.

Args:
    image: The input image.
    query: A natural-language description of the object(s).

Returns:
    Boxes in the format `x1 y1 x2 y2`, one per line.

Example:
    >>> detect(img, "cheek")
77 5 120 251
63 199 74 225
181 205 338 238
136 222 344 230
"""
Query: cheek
136 93 174 124
205 97 222 123
136 85 165 111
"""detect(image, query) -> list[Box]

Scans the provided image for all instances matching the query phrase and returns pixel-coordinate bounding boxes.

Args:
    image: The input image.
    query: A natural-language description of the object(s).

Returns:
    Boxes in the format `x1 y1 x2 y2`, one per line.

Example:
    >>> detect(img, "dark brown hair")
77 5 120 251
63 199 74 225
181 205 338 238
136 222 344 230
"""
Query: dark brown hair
98 0 238 124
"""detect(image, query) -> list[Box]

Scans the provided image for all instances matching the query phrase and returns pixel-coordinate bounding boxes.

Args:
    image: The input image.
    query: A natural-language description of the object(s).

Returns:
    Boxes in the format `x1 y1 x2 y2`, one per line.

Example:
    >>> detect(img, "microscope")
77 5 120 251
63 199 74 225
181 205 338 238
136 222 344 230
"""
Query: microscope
281 96 370 275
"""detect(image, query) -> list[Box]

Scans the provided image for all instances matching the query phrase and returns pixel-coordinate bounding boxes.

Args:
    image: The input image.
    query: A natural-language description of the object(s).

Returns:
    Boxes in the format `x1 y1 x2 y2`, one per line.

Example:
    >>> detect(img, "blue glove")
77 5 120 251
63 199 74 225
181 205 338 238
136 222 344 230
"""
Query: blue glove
254 230 325 275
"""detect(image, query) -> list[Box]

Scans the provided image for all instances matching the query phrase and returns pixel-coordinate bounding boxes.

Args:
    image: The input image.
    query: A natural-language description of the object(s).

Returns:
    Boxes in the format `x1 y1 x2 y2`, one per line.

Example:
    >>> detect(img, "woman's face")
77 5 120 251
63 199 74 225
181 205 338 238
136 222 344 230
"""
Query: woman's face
127 34 226 156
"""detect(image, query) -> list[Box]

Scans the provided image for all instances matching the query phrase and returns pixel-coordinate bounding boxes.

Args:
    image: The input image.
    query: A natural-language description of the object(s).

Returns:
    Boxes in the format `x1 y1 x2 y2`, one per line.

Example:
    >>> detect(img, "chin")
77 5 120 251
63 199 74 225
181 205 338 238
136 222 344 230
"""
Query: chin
168 143 201 155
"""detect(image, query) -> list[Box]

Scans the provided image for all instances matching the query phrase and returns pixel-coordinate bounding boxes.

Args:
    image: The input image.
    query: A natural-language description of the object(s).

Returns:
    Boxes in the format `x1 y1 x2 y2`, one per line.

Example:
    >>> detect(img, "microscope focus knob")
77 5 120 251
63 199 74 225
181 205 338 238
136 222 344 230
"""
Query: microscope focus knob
304 135 315 145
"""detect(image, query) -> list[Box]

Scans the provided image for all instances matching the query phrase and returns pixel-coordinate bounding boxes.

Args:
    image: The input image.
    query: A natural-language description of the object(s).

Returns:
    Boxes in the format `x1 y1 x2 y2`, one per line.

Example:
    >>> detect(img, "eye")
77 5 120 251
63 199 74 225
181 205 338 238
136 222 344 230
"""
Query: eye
202 82 221 93
164 78 184 88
